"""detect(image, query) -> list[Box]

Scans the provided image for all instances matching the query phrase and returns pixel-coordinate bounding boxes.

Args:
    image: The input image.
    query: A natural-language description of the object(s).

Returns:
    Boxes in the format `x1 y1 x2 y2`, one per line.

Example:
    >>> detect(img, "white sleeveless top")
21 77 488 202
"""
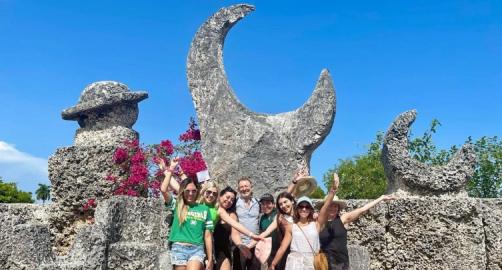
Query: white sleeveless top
290 222 319 253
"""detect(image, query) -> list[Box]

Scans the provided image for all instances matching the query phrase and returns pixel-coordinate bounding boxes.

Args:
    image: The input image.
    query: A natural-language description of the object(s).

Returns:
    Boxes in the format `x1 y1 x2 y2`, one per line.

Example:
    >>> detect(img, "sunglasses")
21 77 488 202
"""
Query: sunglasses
184 189 198 194
297 204 312 210
205 190 218 197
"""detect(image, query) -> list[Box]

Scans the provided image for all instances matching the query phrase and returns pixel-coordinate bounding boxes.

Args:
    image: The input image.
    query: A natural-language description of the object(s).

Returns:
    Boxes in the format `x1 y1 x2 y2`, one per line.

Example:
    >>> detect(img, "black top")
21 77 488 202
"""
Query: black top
214 218 232 250
319 216 349 263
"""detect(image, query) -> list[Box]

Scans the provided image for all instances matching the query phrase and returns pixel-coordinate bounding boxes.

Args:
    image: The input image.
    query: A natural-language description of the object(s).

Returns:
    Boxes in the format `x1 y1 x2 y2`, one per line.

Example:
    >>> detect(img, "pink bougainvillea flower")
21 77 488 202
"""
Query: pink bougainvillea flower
130 149 146 164
159 140 174 156
113 147 129 164
180 151 207 178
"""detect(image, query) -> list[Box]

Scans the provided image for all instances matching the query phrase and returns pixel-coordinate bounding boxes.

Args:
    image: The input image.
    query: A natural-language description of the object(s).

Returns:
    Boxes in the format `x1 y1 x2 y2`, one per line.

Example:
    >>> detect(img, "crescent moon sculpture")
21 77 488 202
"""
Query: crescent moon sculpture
382 110 476 196
187 4 336 195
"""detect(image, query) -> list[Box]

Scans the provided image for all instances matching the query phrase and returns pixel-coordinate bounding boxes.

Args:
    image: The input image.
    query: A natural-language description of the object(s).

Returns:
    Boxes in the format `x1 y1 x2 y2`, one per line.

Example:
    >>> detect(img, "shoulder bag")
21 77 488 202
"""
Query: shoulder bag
296 223 328 270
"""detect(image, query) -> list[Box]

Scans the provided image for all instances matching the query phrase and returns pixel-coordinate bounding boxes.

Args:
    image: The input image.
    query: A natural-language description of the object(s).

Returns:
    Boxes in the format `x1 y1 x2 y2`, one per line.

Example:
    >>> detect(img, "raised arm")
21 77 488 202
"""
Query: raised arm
268 222 292 270
287 167 308 194
317 172 339 232
341 194 397 225
218 208 262 241
159 157 180 193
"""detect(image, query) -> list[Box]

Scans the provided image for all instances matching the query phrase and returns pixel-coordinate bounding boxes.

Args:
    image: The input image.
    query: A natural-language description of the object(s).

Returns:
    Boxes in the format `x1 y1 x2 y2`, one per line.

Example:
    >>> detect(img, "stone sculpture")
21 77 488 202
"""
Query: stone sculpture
381 109 476 196
49 81 148 253
62 81 148 147
187 4 336 195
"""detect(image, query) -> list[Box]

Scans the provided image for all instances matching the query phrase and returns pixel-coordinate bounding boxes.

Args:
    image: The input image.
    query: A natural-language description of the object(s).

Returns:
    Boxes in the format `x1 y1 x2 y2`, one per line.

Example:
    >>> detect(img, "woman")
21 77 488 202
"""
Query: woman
161 163 214 270
198 181 220 225
214 186 255 270
262 192 296 270
258 170 311 270
268 174 339 270
319 190 397 270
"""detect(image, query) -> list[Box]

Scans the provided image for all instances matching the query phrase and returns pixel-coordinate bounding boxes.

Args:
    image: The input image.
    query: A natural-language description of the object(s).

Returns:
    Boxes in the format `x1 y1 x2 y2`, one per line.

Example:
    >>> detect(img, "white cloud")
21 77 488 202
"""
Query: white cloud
0 141 48 195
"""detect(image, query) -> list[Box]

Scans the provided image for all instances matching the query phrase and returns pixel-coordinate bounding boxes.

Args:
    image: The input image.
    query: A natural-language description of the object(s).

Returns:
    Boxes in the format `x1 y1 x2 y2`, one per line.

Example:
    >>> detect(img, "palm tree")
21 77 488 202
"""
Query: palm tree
35 184 51 204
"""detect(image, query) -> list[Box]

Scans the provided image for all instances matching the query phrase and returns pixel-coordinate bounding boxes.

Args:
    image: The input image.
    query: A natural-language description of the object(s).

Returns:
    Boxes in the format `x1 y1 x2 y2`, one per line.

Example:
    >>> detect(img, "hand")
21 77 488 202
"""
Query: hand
169 157 180 171
267 265 275 270
292 167 308 183
380 194 398 202
157 158 167 171
250 233 264 241
331 172 340 192
205 259 214 270
238 244 252 259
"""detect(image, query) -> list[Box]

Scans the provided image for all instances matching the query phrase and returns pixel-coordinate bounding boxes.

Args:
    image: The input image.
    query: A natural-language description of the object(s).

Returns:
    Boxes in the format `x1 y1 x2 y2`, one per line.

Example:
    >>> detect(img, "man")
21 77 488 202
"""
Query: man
234 177 261 270
258 193 278 269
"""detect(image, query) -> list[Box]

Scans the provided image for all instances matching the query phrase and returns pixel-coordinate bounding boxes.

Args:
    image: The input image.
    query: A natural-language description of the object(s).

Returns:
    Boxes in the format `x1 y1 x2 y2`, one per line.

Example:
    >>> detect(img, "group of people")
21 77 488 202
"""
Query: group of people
159 158 396 270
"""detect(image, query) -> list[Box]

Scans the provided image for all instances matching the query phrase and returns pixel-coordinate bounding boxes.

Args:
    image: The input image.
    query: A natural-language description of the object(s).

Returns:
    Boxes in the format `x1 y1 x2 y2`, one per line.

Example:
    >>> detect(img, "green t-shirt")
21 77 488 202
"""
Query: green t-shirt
169 201 214 245
207 204 219 224
260 208 278 250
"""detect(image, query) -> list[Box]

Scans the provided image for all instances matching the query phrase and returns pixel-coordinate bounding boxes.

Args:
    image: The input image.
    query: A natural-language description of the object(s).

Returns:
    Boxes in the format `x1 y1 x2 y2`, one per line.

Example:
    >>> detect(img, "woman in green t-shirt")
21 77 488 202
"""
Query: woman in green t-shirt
198 181 220 224
161 162 214 270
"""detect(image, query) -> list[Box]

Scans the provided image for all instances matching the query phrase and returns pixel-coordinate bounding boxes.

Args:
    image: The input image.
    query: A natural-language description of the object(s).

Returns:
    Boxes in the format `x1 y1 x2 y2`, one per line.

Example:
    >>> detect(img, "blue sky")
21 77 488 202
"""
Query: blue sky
0 0 501 197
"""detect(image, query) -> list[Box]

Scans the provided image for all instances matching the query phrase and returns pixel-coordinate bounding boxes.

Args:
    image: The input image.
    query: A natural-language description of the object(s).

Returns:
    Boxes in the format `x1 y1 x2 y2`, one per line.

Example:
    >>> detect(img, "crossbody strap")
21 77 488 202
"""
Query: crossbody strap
296 223 317 255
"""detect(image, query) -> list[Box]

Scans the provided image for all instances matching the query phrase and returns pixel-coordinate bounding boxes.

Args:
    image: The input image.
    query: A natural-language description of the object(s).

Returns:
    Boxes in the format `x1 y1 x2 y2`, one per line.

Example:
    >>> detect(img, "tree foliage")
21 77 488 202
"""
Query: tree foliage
0 177 34 203
466 136 502 198
310 186 326 199
323 120 502 199
323 133 386 199
35 183 51 204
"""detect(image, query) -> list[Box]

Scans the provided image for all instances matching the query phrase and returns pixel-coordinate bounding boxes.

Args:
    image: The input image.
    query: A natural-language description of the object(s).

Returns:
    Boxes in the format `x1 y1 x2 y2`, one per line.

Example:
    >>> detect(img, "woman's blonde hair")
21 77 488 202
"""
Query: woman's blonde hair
197 181 220 209
177 177 200 225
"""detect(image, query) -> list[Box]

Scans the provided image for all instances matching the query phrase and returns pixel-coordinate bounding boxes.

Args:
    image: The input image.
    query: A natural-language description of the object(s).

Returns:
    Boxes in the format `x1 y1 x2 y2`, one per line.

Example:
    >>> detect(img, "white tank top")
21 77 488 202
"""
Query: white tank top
290 222 319 253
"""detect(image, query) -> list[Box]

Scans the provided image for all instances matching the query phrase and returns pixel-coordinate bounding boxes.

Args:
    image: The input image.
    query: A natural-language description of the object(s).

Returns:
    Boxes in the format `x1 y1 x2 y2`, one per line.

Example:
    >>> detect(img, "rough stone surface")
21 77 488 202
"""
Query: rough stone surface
479 199 502 270
62 81 147 122
186 4 336 196
40 196 171 270
48 145 121 253
343 197 502 270
0 204 54 269
48 81 147 253
74 119 139 147
382 110 477 196
348 245 370 270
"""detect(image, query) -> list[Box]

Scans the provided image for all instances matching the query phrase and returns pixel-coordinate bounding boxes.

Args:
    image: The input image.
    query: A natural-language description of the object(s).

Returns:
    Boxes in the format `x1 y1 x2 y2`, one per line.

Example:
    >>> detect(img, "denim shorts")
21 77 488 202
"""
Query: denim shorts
171 242 206 266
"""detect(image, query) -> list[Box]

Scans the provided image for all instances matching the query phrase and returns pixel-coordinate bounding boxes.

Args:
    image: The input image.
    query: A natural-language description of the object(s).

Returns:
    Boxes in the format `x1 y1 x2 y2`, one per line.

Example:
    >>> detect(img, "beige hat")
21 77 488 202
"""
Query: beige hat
324 194 347 209
292 176 317 197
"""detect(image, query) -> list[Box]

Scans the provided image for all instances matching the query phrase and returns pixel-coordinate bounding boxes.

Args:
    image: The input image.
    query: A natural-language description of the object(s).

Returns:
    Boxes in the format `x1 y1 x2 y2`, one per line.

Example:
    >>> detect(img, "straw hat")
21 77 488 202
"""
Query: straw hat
323 194 347 209
291 176 317 197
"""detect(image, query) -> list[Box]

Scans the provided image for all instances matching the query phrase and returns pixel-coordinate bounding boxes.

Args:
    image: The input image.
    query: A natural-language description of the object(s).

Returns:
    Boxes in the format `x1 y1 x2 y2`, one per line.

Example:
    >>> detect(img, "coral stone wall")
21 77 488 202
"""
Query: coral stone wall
344 197 502 270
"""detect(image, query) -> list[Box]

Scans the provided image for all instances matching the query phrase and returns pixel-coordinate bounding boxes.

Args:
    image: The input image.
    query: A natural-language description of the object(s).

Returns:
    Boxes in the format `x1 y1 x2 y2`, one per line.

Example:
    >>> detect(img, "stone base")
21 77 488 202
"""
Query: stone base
48 144 122 253
346 197 502 270
0 204 53 269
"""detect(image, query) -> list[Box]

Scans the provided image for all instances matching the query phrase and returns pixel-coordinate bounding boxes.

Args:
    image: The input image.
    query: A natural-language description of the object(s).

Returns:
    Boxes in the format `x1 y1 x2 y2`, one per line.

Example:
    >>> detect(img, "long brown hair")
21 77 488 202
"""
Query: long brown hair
177 177 200 225
276 192 296 240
